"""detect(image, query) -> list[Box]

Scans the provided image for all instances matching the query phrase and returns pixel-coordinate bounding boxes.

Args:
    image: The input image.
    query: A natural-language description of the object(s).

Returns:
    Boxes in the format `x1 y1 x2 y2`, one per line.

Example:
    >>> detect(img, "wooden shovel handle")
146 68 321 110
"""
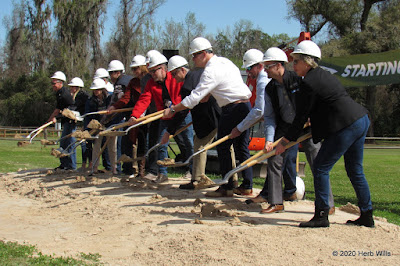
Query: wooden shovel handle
240 137 283 166
169 122 193 139
203 134 231 151
136 109 164 122
247 133 312 168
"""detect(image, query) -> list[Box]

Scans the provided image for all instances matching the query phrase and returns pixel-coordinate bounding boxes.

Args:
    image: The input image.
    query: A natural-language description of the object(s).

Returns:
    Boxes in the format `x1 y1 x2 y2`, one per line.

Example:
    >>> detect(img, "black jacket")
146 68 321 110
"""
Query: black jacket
84 93 111 128
266 70 301 140
71 89 89 115
55 86 74 124
286 67 368 143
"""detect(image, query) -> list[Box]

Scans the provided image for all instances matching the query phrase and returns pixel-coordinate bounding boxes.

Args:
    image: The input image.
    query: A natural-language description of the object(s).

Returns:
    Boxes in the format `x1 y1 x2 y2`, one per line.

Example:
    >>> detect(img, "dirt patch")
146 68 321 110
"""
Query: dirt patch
71 130 92 140
0 169 399 265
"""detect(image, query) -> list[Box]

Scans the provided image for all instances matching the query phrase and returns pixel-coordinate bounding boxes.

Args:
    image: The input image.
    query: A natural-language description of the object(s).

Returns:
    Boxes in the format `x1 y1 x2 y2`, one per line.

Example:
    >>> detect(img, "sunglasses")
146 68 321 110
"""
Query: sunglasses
293 59 301 65
264 63 278 70
246 65 256 71
192 51 203 58
51 81 60 85
149 66 162 74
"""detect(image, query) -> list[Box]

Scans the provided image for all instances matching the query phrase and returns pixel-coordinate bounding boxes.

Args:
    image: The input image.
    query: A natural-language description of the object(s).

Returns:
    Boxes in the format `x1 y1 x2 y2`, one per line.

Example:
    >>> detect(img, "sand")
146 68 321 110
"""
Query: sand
0 169 399 265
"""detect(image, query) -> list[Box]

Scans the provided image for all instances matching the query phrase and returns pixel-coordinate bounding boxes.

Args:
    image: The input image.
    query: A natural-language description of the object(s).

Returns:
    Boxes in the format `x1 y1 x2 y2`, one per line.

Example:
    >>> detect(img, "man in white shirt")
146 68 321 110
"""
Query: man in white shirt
164 37 253 197
230 49 272 196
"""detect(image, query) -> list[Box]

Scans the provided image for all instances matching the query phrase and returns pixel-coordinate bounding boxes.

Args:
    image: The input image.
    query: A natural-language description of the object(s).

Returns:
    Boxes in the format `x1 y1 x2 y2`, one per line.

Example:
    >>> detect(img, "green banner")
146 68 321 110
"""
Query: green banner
319 49 400 87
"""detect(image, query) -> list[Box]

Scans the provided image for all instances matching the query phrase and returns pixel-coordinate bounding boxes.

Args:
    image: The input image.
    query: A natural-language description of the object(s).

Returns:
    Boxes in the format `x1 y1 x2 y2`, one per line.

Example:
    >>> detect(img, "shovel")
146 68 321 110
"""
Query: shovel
159 133 232 168
99 112 164 137
54 139 86 158
211 132 312 186
132 122 194 162
26 121 55 143
81 107 134 119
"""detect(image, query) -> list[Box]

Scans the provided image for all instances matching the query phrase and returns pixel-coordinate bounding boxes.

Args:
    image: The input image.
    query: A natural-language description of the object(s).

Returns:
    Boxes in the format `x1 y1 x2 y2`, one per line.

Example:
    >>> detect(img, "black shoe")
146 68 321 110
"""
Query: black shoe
346 209 375 228
299 208 330 228
179 182 196 190
54 165 65 171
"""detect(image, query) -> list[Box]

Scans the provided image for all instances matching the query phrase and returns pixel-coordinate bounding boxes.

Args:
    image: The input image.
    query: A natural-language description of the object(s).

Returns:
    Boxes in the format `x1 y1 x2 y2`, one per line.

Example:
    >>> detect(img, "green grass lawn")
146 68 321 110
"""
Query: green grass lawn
1 139 399 226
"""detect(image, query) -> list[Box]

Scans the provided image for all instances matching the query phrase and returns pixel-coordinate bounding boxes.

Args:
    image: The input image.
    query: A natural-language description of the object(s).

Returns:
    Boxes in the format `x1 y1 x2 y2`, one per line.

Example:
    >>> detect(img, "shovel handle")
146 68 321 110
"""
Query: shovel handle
96 107 135 116
240 137 283 166
247 132 312 168
169 122 193 139
136 109 164 122
203 134 231 151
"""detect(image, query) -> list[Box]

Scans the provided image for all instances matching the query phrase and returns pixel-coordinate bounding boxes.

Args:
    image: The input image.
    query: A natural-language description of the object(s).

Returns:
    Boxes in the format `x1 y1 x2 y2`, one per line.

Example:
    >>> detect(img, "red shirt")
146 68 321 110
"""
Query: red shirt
131 71 183 119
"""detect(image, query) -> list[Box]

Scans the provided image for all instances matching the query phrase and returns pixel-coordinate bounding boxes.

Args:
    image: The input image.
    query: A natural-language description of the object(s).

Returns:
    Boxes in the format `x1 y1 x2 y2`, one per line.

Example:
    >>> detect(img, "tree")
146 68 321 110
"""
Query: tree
109 0 165 67
53 0 107 78
181 12 205 59
26 0 52 72
2 2 32 79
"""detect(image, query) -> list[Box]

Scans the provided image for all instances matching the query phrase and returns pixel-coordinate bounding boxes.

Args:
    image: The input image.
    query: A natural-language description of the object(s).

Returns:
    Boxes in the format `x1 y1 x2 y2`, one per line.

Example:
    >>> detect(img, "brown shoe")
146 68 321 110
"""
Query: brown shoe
260 204 284 214
233 187 253 196
152 174 168 183
245 194 267 204
205 187 233 197
283 193 297 201
329 206 335 215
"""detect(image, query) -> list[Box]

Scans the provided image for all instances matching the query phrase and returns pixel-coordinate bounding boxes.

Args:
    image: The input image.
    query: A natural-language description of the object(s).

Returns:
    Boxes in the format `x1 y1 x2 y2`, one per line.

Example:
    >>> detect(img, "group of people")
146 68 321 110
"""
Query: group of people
48 36 374 228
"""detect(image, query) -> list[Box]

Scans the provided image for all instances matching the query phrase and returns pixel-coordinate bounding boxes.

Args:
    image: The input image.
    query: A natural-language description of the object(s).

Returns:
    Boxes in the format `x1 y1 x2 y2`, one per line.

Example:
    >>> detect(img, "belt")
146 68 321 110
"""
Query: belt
222 99 250 110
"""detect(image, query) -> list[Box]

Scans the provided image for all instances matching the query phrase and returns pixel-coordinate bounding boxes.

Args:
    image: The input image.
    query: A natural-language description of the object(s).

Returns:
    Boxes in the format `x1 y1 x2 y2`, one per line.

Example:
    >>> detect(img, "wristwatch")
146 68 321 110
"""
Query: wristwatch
170 107 176 114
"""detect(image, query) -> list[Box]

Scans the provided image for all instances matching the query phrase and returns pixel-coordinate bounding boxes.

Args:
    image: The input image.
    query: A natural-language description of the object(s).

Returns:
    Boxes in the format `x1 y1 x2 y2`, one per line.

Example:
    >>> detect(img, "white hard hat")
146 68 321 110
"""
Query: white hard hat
90 78 107 90
94 68 110 79
291 40 321 59
168 55 188 72
130 55 146 68
242 49 264 68
295 176 305 200
189 37 212 55
68 77 84 87
51 71 66 82
263 47 288 63
107 60 125 73
145 50 168 69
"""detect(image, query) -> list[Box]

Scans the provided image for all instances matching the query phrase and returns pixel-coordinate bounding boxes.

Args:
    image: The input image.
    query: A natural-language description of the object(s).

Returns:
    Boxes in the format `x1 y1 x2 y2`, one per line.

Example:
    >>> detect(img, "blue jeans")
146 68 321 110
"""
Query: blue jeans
158 113 194 176
313 114 372 211
59 121 76 169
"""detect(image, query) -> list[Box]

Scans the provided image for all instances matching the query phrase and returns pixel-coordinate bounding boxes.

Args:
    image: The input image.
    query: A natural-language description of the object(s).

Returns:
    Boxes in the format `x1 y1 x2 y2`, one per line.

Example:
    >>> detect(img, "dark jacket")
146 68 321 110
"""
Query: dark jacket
168 68 221 138
84 93 111 128
266 70 301 140
55 86 74 124
110 74 133 122
71 89 89 115
286 67 368 143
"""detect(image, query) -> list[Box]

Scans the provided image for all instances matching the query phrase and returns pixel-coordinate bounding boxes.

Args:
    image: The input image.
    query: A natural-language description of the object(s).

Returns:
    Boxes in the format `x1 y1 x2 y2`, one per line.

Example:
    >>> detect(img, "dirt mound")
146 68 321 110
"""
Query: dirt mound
0 169 399 265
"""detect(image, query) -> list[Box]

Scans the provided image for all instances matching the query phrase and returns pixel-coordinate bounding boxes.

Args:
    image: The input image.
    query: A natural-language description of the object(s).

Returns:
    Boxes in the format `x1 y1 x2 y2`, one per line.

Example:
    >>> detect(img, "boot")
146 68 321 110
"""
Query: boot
346 209 374 228
137 158 146 178
299 208 330 228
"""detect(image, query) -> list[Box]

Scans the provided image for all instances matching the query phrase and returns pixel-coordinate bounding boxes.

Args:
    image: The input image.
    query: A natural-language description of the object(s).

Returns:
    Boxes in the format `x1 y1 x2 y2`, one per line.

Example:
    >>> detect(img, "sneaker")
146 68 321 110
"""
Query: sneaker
152 173 168 183
179 182 196 190
233 186 253 196
205 187 233 197
143 172 157 181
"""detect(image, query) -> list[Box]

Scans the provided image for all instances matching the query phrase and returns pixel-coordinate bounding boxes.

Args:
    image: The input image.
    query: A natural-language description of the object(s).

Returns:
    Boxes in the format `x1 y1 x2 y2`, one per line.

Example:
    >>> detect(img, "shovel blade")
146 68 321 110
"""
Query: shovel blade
210 178 228 186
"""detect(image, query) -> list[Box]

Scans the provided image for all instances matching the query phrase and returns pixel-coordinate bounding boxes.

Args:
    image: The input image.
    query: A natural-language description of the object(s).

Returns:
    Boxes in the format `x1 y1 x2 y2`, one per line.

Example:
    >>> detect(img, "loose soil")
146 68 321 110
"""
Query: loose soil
0 169 398 265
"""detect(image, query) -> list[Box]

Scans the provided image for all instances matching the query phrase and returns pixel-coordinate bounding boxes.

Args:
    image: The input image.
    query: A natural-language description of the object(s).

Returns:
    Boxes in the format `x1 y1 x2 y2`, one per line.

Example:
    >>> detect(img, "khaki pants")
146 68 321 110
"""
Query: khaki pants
192 129 238 182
